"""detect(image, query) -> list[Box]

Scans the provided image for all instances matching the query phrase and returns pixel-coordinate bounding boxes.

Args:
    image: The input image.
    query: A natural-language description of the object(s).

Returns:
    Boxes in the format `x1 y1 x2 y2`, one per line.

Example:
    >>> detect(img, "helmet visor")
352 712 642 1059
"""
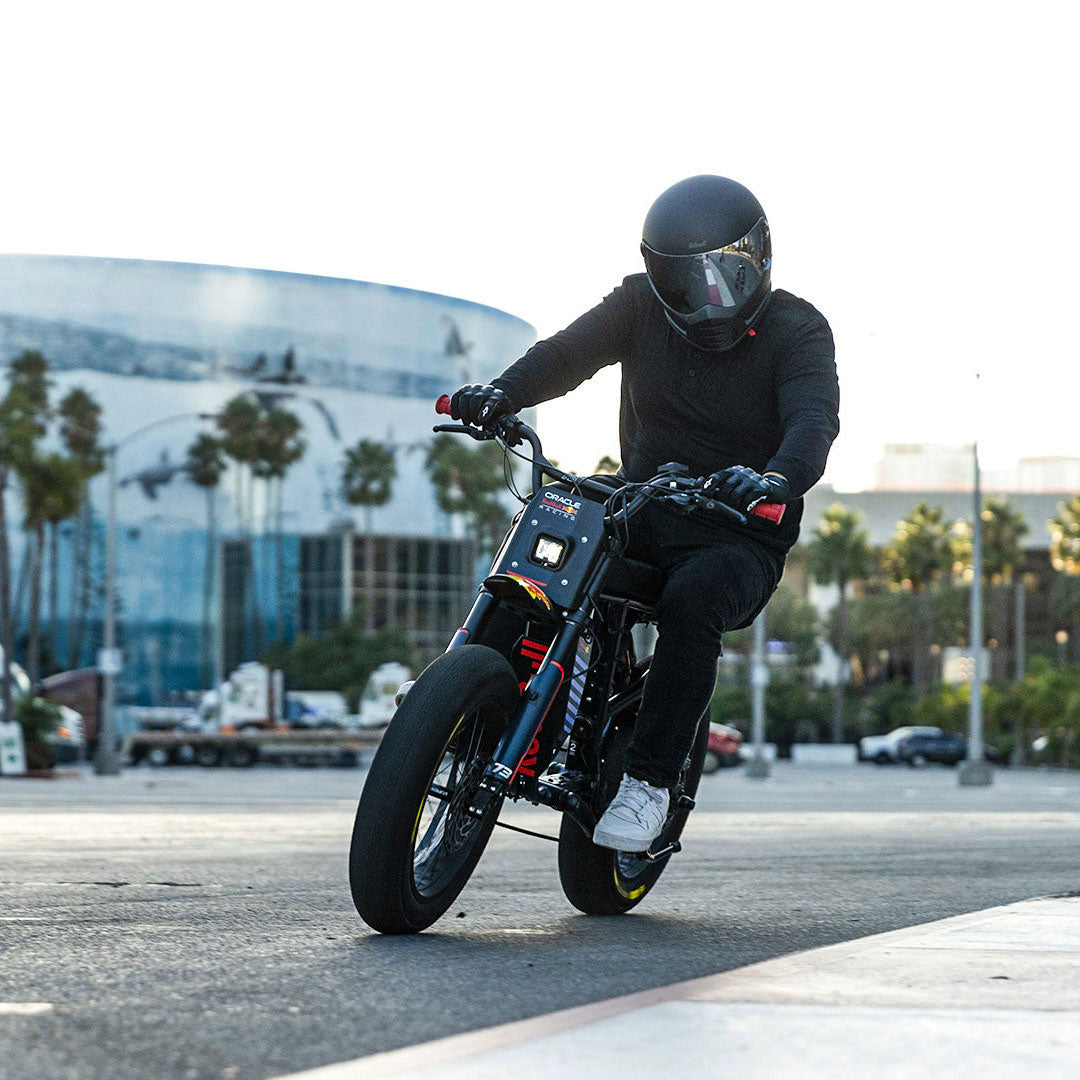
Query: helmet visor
642 217 771 318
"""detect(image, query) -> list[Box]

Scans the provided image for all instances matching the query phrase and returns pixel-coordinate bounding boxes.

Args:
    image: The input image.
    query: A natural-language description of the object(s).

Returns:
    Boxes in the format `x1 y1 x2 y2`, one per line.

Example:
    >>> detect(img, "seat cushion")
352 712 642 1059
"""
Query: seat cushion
601 557 665 607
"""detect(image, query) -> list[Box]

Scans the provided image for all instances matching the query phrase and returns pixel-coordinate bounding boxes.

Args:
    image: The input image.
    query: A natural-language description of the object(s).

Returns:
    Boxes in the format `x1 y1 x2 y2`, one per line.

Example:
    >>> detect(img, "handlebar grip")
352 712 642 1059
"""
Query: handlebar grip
750 502 786 524
435 394 452 416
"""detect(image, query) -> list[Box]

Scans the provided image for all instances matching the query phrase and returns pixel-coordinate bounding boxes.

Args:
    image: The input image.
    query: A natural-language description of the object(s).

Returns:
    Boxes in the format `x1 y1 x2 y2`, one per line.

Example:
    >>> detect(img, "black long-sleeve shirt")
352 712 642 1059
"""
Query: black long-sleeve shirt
492 274 839 555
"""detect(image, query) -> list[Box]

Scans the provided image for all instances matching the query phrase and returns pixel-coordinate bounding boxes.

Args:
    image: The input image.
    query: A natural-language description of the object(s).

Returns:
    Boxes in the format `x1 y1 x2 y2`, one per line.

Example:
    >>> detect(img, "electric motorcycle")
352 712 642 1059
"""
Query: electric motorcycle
348 396 784 934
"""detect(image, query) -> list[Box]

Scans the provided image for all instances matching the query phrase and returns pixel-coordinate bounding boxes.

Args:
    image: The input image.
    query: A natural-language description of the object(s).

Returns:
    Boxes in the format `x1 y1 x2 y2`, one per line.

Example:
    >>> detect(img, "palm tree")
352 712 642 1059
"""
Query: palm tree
980 498 1029 681
56 387 104 670
424 434 508 556
341 439 397 532
254 407 305 642
0 353 50 710
808 503 875 742
1049 495 1080 662
883 503 955 690
21 453 83 686
1049 495 1080 575
216 395 265 654
184 434 227 686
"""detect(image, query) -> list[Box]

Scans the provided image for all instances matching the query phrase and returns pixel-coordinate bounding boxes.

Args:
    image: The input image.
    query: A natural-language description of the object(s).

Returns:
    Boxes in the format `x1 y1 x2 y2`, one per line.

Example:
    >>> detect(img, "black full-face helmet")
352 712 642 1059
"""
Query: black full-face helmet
641 175 772 352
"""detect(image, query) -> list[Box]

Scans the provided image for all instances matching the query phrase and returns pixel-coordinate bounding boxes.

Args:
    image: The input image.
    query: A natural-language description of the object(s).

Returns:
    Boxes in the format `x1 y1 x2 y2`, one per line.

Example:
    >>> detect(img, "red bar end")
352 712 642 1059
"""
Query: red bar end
435 394 452 415
750 502 786 524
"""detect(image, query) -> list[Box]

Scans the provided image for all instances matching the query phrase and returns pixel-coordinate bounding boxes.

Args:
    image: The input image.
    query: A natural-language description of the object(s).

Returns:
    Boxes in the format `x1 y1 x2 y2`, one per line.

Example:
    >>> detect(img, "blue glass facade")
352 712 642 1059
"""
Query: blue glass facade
0 255 535 702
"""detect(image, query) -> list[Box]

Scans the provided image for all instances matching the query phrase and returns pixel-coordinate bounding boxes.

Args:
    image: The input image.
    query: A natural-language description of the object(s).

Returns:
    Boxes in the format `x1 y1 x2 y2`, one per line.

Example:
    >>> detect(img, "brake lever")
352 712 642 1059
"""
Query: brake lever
700 496 748 525
432 423 491 442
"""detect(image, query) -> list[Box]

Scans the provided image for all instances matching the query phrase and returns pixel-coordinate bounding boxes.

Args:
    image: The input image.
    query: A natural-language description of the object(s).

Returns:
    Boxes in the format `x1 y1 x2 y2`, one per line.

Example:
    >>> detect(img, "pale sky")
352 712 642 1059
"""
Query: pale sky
2 1 1077 489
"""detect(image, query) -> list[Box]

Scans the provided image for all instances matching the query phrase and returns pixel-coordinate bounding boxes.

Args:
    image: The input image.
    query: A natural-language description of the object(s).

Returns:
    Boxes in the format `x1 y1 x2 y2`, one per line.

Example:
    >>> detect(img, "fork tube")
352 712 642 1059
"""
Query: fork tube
445 590 496 652
490 621 580 781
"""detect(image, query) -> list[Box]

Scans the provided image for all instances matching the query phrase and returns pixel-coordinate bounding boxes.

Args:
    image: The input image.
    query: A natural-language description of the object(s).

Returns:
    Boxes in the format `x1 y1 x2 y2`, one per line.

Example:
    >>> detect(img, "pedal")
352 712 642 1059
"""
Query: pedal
644 839 681 863
676 794 695 811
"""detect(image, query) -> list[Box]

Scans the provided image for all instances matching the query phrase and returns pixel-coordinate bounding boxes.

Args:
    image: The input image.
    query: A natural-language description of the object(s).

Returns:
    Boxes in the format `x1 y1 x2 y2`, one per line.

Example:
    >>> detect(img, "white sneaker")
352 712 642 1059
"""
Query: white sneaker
592 773 670 852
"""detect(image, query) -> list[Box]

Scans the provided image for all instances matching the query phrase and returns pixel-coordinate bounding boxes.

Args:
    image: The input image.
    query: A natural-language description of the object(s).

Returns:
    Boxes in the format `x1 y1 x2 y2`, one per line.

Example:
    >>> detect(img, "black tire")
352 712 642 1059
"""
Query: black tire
194 744 222 767
349 645 520 934
226 744 259 768
701 749 722 775
146 746 172 768
873 751 892 765
557 712 709 916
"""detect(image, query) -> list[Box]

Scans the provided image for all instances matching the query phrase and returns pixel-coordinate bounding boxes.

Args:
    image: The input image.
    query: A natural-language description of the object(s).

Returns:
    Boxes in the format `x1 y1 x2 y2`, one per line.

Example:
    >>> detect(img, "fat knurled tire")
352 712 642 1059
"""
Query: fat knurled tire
349 645 520 934
557 713 708 916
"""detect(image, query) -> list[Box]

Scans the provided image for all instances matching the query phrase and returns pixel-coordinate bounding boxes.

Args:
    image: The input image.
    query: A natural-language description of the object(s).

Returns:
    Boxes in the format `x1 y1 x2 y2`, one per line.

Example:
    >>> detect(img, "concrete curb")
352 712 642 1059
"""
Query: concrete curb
276 894 1080 1079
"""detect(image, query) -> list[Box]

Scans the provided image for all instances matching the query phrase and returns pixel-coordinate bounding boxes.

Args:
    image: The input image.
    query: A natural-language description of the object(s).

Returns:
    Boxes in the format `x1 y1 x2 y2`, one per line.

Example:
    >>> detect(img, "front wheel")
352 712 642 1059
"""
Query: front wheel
349 645 520 934
557 713 709 916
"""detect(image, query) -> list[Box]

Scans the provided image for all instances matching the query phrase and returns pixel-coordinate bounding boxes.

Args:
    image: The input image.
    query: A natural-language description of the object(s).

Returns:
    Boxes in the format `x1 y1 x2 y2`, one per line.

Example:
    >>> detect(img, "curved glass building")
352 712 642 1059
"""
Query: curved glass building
0 255 535 700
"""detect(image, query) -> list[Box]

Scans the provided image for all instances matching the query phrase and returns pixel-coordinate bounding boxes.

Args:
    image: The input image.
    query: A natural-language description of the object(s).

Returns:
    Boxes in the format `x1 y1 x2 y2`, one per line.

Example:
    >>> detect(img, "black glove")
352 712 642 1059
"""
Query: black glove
704 466 790 513
448 383 515 426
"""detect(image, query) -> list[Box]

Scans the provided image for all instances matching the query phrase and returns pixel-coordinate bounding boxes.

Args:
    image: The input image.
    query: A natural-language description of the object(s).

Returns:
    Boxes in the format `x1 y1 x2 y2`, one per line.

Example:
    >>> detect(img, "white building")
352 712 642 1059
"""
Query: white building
0 255 536 697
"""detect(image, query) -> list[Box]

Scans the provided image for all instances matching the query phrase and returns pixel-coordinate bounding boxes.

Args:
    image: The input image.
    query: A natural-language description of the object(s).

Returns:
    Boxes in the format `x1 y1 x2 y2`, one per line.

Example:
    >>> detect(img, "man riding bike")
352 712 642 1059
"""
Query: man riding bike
449 174 839 853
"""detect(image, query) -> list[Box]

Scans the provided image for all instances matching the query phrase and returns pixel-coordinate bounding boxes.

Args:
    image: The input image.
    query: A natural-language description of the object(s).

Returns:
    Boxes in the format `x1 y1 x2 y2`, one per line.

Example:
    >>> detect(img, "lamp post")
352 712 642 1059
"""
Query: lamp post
93 412 217 776
746 608 770 779
959 405 992 787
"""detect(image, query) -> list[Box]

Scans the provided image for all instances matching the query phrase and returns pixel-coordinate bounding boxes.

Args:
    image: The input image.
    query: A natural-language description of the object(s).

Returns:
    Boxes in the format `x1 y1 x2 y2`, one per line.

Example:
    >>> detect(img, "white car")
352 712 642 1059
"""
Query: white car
859 726 942 764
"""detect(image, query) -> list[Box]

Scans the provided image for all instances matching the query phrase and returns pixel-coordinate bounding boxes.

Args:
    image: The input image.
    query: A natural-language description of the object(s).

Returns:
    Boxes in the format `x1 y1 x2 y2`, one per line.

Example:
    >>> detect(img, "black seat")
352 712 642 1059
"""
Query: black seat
600 557 665 608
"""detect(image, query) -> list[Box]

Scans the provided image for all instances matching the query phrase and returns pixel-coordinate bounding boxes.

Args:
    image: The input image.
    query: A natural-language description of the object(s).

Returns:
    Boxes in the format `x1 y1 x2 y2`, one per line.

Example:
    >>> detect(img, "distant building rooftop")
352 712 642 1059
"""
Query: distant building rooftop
872 444 1080 495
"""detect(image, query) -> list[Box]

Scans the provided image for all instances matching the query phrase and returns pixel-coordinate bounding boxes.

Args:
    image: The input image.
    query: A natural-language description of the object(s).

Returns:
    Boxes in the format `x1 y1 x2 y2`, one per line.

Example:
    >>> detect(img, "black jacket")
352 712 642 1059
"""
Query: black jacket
492 274 839 555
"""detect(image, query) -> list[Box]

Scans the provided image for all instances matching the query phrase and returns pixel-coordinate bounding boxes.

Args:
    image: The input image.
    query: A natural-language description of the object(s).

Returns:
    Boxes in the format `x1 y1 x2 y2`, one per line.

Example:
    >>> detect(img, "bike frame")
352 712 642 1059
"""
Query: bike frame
430 400 776 840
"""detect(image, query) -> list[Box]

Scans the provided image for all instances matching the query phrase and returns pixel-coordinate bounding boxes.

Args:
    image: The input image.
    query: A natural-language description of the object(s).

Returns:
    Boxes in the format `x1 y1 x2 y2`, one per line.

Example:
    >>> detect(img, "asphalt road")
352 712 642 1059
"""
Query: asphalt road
3 762 1080 1080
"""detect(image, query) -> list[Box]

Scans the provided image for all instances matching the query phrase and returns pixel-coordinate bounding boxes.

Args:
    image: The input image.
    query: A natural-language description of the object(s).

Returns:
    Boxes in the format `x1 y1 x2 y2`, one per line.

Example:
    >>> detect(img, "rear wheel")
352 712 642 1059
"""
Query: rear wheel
557 712 709 916
349 645 520 934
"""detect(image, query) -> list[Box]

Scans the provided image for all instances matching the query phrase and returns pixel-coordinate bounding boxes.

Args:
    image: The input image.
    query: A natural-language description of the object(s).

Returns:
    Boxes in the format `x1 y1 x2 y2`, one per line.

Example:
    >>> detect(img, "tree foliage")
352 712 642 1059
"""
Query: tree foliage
253 406 305 480
808 503 874 588
341 439 397 514
1049 495 1080 575
262 615 412 710
184 434 227 490
883 503 955 590
425 434 508 554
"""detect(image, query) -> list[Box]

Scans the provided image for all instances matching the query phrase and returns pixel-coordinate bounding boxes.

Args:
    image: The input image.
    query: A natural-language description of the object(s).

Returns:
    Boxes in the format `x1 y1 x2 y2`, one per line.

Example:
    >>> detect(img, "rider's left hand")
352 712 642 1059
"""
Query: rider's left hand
704 466 790 512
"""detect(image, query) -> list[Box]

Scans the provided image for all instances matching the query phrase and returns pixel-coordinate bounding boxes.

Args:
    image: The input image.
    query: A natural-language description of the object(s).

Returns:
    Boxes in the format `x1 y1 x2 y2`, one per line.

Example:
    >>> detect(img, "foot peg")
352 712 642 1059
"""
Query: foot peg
644 839 681 863
676 794 695 811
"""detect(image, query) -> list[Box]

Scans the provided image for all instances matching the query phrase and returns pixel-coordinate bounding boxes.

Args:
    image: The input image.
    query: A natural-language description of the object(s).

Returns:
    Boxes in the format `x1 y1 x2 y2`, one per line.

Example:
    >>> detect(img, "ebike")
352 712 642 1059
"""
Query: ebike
348 397 783 934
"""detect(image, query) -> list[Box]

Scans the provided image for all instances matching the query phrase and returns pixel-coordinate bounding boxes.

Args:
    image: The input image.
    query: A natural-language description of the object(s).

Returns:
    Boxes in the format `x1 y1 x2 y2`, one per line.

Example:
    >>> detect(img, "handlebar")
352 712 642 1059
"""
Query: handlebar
432 395 785 525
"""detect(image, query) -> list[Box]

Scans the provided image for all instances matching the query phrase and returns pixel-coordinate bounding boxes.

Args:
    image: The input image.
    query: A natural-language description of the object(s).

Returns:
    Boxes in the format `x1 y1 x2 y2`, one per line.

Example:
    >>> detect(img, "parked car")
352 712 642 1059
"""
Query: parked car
702 722 743 773
896 731 967 766
898 731 1003 767
859 726 943 764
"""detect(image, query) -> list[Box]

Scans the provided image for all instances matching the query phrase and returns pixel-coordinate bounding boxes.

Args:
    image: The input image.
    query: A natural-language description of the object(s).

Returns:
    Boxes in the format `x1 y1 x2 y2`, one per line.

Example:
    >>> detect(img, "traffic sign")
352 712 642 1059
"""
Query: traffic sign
97 647 123 676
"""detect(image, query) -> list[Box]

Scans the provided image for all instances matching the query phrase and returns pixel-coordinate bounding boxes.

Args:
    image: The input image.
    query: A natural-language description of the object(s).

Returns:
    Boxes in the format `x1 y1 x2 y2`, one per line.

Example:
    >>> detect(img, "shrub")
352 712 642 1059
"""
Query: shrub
15 696 62 745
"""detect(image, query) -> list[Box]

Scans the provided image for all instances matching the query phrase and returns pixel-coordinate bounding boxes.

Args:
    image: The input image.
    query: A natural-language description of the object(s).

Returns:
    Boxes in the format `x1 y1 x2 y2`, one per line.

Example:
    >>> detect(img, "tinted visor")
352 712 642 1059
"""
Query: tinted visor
642 217 770 317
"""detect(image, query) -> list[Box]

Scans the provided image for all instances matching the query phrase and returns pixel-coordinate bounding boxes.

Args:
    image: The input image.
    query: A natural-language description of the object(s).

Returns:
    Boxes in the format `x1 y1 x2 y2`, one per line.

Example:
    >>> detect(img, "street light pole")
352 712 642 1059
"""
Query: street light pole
91 412 218 777
746 608 770 779
959 425 992 787
93 445 121 775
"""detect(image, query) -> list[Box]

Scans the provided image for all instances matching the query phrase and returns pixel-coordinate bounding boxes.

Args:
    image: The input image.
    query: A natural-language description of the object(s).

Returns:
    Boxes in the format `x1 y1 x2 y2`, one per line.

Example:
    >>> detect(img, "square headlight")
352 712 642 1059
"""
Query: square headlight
532 535 566 569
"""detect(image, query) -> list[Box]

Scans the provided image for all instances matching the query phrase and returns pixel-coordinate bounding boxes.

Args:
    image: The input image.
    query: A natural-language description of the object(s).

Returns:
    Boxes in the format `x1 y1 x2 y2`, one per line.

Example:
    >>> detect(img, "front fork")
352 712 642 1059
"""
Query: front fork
448 592 584 820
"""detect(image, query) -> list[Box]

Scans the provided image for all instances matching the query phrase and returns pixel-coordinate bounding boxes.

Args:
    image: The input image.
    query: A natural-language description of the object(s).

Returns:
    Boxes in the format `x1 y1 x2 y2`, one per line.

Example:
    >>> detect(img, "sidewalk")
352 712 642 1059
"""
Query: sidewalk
280 894 1080 1079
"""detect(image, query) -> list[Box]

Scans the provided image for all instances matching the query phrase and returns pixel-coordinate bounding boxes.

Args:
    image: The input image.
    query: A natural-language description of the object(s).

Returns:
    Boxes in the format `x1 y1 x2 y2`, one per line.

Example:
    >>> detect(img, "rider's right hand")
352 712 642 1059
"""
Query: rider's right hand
449 384 515 426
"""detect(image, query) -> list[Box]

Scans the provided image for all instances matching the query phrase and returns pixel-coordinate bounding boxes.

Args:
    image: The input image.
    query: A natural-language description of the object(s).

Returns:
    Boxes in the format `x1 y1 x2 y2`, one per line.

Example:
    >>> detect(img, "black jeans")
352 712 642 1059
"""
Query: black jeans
621 502 783 790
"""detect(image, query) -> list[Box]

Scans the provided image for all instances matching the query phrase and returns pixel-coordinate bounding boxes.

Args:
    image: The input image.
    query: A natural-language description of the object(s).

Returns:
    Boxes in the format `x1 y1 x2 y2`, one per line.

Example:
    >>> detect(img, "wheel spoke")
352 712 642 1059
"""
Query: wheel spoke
411 710 493 899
